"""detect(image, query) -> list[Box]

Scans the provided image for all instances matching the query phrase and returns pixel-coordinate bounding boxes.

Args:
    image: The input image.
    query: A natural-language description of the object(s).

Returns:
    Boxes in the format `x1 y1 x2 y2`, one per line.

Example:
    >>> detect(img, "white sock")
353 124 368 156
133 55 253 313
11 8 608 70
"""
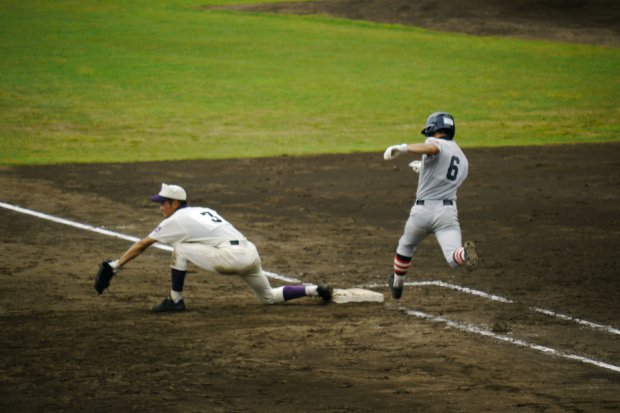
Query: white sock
305 285 318 296
393 274 405 288
170 290 184 303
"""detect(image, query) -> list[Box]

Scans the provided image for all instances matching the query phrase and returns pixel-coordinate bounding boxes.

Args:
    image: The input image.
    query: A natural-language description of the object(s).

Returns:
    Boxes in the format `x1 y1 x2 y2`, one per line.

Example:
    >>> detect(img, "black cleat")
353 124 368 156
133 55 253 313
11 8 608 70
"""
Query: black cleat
464 241 478 271
316 284 333 302
389 273 403 299
152 296 186 313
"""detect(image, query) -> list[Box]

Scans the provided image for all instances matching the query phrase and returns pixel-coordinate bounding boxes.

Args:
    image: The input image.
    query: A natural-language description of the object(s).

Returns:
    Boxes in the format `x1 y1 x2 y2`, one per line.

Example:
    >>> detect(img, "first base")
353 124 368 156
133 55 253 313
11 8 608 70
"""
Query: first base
331 288 384 304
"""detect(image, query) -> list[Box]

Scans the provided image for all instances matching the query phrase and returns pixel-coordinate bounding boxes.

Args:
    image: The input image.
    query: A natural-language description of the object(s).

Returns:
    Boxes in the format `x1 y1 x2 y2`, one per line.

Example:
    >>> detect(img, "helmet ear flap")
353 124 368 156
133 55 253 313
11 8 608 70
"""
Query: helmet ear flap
420 123 434 136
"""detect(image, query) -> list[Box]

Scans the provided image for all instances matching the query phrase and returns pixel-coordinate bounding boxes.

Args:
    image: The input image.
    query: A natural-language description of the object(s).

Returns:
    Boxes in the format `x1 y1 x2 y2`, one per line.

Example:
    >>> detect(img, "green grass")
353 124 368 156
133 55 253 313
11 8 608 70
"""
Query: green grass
1 0 618 165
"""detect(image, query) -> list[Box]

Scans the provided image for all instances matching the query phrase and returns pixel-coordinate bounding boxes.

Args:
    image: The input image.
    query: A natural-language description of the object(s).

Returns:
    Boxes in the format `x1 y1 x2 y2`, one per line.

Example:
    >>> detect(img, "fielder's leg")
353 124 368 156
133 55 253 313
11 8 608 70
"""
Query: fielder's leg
221 241 332 303
241 268 332 304
152 248 189 312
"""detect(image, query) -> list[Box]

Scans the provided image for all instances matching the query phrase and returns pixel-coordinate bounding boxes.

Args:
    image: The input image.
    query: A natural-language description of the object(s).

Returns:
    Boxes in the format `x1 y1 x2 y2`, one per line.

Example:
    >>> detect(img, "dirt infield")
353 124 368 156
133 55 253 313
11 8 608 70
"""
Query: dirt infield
1 143 619 412
213 0 620 47
2 1 619 411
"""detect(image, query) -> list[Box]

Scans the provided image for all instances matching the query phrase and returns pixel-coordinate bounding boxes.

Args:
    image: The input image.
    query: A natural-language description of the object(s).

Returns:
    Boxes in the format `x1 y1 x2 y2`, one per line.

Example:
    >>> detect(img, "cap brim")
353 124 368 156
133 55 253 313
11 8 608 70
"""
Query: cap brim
150 194 168 203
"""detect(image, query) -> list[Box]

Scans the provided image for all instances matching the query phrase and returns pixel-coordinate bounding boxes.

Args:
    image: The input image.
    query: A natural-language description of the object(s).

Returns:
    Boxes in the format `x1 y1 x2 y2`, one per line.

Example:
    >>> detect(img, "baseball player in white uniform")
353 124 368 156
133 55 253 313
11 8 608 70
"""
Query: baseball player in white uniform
383 112 478 299
105 183 333 312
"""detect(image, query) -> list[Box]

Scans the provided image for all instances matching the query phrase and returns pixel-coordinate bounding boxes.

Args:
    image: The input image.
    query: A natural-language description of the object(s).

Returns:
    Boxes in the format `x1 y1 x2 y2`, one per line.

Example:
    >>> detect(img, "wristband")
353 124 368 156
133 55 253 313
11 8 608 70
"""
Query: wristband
109 259 120 270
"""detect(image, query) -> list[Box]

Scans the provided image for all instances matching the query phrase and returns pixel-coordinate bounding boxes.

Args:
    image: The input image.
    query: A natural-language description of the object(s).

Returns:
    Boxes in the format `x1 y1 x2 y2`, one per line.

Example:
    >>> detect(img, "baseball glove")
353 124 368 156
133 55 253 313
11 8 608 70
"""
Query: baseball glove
94 259 117 294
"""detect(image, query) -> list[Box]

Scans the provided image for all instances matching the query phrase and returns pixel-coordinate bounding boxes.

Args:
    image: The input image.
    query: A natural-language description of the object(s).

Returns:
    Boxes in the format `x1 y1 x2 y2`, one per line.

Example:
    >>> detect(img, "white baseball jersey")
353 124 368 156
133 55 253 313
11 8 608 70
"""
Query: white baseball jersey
149 206 285 304
416 137 468 201
149 206 244 247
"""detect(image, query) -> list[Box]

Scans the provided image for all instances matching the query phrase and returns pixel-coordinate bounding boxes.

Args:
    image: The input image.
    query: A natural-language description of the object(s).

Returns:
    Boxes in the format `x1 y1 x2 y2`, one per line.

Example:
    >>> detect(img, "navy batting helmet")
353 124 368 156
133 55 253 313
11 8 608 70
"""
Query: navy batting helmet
420 112 455 139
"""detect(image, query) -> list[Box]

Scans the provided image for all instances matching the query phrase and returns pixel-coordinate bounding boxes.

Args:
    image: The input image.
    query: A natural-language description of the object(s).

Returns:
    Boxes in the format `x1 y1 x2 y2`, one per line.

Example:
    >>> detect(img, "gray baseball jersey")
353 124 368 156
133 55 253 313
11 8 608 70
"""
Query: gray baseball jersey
416 137 469 201
396 137 470 267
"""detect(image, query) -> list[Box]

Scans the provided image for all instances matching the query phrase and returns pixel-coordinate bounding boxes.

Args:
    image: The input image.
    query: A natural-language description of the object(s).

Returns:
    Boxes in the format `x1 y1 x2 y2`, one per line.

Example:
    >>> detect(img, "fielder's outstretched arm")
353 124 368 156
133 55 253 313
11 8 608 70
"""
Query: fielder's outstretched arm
113 237 157 269
94 237 157 294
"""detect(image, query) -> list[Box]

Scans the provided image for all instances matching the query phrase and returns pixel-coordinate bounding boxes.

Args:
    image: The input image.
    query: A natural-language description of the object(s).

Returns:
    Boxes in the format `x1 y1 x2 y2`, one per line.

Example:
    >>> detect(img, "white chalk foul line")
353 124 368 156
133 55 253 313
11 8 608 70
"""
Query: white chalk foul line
0 202 303 284
398 306 620 374
0 201 172 251
411 280 514 303
2 201 618 373
529 306 620 335
364 280 620 336
262 271 301 284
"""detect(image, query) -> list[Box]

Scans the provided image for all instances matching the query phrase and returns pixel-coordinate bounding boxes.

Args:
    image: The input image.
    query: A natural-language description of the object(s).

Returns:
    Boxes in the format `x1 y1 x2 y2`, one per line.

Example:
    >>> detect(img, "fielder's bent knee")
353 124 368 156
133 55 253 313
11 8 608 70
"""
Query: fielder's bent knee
256 286 285 305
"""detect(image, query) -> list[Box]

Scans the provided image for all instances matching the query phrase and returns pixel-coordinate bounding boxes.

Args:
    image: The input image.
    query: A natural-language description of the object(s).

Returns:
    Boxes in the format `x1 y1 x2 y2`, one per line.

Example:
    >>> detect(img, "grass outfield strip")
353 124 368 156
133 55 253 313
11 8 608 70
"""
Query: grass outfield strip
0 0 618 165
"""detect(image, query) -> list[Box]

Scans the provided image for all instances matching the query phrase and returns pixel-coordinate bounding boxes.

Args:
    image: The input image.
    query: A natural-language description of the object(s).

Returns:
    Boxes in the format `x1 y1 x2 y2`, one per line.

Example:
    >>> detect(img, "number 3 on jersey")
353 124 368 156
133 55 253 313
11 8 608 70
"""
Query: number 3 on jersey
200 210 222 223
447 156 460 181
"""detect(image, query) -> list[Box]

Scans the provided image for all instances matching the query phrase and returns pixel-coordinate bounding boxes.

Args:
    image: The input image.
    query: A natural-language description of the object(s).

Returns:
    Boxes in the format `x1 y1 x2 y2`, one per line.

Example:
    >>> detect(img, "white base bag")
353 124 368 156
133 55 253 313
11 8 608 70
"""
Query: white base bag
331 288 384 304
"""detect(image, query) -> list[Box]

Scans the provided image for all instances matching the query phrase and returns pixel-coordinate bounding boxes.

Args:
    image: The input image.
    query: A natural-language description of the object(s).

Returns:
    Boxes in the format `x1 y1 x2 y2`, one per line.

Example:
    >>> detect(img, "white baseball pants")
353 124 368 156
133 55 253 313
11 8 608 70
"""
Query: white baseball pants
171 239 285 304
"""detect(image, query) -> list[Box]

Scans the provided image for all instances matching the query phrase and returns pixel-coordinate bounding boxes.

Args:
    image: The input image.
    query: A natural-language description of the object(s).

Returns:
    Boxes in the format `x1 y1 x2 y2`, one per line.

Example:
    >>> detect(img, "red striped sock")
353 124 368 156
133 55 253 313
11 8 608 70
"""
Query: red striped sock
394 253 412 276
453 247 466 266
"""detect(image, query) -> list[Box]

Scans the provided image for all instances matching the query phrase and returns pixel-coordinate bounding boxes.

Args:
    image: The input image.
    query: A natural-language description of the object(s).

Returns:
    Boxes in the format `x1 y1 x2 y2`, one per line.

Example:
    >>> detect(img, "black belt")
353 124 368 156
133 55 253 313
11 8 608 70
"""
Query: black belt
415 200 453 206
229 240 240 246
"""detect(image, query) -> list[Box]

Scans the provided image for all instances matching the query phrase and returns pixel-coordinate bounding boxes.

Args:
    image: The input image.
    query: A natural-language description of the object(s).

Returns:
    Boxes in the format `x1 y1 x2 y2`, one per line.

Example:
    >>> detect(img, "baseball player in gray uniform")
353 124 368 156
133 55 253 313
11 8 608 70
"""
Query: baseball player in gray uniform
383 112 478 299
104 183 333 312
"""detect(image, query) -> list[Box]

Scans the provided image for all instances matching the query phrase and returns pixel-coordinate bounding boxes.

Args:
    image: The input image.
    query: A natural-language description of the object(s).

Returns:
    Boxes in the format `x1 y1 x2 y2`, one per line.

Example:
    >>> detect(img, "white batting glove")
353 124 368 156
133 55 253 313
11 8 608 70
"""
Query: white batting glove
409 160 422 173
383 143 408 160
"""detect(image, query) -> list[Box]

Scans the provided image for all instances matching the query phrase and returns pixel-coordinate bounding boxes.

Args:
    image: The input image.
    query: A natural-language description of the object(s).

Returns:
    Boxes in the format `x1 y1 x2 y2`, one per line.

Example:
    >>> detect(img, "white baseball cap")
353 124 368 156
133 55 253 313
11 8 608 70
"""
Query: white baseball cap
150 183 187 202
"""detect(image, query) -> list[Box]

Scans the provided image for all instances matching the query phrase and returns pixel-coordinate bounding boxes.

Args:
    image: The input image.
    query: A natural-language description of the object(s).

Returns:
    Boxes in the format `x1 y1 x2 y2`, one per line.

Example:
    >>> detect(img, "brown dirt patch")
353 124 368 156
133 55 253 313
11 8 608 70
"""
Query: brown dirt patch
1 144 619 412
211 0 620 47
